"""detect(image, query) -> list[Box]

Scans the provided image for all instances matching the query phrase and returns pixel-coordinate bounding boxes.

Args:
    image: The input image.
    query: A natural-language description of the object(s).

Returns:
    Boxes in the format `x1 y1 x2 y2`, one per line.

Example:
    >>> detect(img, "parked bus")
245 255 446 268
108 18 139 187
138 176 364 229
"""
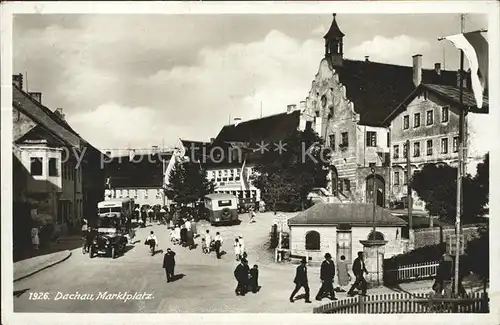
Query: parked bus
97 198 134 220
204 193 240 226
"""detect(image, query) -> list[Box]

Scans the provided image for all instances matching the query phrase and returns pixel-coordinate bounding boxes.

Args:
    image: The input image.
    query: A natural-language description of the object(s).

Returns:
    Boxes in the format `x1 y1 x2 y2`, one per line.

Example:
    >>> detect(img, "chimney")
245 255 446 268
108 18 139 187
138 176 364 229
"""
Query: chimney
456 70 468 89
364 56 370 62
151 145 159 154
28 92 42 104
210 138 215 143
12 74 23 90
54 108 65 120
434 63 441 76
412 54 423 86
233 117 242 126
287 104 297 114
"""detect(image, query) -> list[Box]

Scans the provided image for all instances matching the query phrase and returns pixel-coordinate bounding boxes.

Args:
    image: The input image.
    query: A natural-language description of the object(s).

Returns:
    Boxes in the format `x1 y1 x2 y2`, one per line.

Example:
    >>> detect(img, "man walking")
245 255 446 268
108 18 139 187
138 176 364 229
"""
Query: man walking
234 258 250 296
348 251 368 296
315 253 337 301
290 258 312 303
163 248 176 283
146 231 158 256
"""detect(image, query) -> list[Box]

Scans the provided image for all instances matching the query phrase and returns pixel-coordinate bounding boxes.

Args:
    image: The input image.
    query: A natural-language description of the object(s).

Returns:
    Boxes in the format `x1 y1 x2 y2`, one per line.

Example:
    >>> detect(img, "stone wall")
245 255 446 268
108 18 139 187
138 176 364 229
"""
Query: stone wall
413 224 483 249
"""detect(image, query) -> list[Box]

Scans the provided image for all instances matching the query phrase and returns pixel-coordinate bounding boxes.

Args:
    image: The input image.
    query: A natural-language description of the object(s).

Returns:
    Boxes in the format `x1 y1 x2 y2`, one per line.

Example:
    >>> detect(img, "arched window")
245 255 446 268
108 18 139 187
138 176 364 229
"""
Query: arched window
305 231 321 250
367 231 385 241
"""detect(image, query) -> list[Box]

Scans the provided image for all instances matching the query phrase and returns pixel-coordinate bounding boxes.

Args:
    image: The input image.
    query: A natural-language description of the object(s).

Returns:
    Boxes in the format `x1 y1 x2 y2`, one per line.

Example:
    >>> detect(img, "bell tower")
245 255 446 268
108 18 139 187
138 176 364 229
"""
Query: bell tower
324 13 345 67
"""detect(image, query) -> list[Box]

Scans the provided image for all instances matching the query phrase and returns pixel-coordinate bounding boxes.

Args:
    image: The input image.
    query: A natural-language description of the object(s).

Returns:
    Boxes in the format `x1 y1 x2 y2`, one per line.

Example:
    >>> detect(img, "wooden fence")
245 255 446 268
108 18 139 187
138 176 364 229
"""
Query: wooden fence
384 261 439 284
313 292 488 314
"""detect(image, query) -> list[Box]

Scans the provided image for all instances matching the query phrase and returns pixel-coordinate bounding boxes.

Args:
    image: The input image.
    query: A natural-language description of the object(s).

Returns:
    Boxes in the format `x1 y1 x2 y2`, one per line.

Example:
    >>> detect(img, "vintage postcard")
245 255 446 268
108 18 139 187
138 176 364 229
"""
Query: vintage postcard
1 1 498 325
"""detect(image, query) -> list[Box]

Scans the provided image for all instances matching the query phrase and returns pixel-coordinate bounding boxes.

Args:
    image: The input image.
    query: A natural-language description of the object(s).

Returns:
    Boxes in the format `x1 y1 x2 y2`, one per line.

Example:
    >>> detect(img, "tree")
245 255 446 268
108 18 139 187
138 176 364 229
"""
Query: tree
251 128 330 213
410 154 489 224
165 160 215 206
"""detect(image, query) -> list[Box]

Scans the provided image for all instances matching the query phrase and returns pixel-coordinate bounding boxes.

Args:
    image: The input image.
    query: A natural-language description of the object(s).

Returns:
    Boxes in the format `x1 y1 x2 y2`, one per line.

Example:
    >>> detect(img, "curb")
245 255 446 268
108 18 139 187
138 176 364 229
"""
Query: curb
14 250 72 282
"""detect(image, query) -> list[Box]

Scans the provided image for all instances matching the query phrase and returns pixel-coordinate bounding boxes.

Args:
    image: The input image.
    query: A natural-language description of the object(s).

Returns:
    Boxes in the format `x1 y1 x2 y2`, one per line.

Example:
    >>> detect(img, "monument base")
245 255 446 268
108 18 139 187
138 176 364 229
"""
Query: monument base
360 239 387 288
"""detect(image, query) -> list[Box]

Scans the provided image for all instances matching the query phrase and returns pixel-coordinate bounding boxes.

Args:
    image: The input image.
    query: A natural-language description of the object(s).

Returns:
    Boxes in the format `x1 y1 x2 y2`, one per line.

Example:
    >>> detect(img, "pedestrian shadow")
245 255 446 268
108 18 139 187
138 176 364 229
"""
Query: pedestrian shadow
14 288 30 297
171 273 186 282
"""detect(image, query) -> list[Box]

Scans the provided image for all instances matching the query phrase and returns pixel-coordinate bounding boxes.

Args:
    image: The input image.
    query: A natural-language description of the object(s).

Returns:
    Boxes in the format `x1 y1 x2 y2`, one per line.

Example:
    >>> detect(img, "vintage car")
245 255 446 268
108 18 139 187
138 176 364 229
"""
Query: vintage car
204 193 240 226
90 200 130 259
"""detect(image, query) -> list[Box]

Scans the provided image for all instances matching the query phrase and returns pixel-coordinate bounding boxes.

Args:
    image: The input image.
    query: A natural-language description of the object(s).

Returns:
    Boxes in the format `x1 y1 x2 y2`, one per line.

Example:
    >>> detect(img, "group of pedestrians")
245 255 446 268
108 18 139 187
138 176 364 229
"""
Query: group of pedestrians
169 217 197 249
201 229 224 258
289 252 369 303
233 235 247 261
234 258 260 296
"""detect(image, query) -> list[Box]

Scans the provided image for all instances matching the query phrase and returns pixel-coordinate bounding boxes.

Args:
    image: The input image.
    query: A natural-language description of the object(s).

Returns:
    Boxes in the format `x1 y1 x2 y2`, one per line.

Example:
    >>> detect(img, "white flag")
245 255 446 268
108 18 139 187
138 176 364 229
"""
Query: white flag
444 31 488 108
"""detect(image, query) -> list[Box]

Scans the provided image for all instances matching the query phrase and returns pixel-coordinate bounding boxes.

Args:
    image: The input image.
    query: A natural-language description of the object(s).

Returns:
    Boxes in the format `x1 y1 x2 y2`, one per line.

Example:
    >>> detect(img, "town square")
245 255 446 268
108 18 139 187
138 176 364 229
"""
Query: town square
2 2 497 319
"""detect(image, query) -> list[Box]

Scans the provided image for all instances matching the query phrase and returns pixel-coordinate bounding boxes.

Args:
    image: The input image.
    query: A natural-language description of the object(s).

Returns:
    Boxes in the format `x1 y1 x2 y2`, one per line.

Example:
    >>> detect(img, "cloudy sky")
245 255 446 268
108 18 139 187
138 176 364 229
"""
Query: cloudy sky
14 13 487 152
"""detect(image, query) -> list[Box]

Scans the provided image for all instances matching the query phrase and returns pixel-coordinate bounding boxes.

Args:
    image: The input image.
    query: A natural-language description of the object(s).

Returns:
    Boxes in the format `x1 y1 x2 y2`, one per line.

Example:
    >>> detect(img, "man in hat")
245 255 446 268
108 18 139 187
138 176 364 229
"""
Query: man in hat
290 257 312 303
234 258 250 296
162 248 176 282
316 253 337 301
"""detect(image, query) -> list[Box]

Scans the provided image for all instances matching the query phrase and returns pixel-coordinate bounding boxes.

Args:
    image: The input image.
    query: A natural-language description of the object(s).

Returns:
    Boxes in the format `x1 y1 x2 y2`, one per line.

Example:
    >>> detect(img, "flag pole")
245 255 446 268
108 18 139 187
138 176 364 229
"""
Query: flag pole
453 13 466 296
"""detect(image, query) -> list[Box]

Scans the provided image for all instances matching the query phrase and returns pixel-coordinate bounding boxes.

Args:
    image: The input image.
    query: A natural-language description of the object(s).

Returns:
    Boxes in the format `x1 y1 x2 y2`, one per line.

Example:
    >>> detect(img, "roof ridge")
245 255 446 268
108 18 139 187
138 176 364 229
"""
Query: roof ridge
13 84 103 152
343 58 458 72
225 110 298 128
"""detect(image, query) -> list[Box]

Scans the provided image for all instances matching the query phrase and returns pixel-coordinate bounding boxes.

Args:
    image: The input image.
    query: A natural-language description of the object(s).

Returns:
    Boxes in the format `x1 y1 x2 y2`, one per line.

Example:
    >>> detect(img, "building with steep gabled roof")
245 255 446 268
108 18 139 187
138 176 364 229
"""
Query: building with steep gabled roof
302 14 459 209
173 110 303 205
12 74 105 239
382 81 489 210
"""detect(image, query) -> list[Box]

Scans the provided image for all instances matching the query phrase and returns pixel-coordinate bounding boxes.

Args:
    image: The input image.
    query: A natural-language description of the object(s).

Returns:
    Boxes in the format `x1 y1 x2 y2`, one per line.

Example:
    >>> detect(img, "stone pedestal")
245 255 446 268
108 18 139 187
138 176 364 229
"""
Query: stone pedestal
360 239 387 288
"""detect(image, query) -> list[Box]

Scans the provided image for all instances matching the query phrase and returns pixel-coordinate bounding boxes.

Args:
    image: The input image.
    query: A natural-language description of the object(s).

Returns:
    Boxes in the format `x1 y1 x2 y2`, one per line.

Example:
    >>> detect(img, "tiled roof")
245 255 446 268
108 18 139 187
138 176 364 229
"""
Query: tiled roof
13 86 81 147
213 110 300 146
288 203 407 226
334 59 457 126
324 14 345 39
192 111 300 168
382 83 489 125
423 84 489 112
16 124 67 146
181 140 211 162
105 153 172 188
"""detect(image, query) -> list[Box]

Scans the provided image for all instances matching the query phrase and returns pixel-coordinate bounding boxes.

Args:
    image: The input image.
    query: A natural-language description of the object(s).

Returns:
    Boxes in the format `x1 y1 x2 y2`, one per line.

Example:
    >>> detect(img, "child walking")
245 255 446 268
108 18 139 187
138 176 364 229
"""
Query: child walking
201 238 209 254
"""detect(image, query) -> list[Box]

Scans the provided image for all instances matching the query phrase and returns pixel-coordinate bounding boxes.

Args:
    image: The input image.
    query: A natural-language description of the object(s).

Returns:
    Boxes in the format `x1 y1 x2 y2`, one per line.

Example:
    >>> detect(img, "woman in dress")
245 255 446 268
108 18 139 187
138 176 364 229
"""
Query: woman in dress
337 255 351 291
174 225 181 245
234 238 241 261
